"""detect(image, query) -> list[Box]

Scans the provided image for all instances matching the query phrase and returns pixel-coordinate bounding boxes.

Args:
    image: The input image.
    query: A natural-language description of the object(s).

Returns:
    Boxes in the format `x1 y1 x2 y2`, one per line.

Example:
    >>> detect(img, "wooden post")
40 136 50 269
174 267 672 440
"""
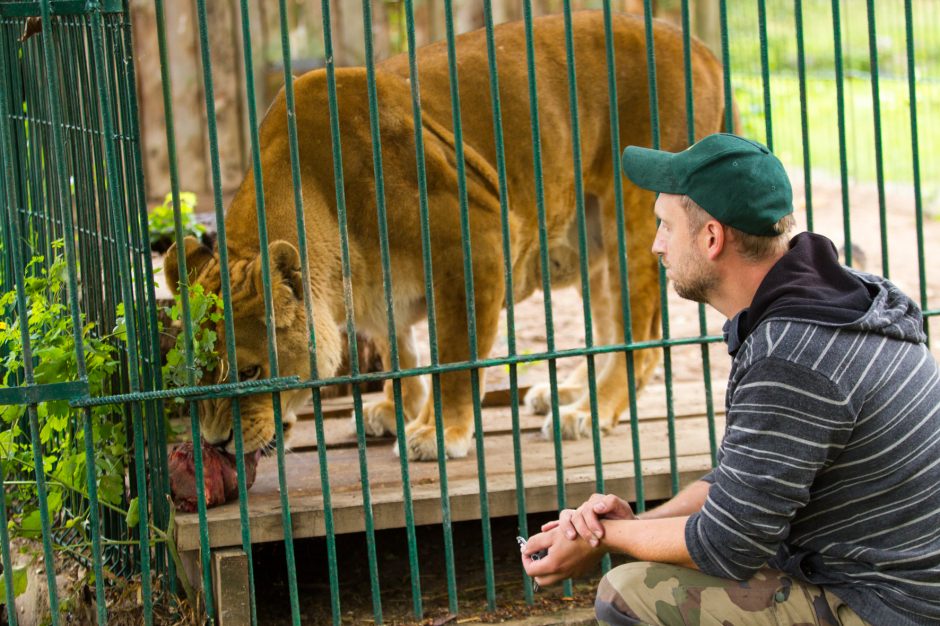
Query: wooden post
212 548 251 626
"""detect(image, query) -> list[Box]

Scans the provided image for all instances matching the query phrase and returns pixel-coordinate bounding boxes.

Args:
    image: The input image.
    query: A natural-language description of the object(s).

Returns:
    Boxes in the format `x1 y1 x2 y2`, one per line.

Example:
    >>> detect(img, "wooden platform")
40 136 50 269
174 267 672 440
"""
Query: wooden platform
174 380 725 552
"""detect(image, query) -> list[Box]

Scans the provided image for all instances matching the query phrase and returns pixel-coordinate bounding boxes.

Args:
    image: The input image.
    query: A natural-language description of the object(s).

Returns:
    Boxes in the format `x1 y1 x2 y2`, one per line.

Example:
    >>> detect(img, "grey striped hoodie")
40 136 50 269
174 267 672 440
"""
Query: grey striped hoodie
686 233 940 625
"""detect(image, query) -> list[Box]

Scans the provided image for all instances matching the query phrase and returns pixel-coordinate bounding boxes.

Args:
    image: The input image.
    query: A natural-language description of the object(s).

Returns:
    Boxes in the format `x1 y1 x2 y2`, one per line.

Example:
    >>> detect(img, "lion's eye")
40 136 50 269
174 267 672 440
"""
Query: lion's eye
239 365 261 381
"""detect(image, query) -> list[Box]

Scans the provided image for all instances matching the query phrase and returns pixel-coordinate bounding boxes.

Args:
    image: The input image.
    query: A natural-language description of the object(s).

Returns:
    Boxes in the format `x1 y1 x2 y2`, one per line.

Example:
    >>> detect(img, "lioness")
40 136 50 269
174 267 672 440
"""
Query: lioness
165 11 727 461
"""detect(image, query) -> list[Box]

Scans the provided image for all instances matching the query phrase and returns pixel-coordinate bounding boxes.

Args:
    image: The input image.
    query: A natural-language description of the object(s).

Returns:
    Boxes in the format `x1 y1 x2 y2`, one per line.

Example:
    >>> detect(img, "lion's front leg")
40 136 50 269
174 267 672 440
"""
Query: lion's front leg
400 230 504 461
361 328 427 437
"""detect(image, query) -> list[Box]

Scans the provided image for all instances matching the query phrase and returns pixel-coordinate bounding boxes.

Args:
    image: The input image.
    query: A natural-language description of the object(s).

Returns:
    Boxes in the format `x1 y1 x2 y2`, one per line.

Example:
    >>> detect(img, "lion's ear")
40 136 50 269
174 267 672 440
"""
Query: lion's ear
163 236 214 295
268 240 305 303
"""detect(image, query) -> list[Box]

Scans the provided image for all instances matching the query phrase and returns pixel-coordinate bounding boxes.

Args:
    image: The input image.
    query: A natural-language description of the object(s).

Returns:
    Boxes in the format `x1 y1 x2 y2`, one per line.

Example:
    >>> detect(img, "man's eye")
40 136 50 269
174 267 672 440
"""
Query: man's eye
239 366 261 381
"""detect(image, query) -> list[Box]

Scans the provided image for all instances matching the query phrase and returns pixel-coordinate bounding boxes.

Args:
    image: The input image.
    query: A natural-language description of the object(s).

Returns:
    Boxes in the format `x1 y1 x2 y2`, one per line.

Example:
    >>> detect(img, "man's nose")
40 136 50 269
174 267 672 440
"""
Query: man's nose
651 233 665 256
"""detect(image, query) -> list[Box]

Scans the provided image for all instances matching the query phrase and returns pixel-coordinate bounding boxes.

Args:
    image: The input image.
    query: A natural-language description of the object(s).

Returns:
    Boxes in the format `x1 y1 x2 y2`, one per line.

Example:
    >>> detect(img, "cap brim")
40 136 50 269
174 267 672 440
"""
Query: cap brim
621 146 683 193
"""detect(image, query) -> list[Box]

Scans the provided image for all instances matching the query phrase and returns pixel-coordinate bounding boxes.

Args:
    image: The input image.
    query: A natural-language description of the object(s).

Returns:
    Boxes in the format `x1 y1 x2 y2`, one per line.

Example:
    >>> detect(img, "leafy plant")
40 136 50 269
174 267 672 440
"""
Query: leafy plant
147 191 205 253
0 243 205 607
0 242 126 543
161 284 224 394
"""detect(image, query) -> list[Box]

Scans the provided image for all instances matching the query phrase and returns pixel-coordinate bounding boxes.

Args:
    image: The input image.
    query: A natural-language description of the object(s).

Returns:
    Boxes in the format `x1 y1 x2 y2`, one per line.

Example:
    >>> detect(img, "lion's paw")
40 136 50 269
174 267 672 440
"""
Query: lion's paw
395 422 472 461
539 407 597 441
359 400 397 437
524 383 581 415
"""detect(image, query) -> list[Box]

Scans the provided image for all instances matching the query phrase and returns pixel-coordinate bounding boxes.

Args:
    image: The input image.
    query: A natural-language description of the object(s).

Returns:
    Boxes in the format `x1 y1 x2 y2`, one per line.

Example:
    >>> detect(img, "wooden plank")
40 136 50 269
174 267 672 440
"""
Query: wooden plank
285 380 725 450
299 379 724 421
175 412 723 551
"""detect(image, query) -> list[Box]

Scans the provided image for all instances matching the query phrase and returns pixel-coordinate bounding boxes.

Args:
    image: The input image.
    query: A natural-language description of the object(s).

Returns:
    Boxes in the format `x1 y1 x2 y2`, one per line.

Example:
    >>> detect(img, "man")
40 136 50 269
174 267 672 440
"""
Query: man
521 133 940 625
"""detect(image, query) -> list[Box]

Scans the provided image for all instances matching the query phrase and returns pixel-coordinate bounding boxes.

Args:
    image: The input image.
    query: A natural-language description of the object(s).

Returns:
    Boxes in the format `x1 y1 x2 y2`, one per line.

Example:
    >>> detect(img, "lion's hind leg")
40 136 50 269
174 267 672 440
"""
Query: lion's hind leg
540 191 661 440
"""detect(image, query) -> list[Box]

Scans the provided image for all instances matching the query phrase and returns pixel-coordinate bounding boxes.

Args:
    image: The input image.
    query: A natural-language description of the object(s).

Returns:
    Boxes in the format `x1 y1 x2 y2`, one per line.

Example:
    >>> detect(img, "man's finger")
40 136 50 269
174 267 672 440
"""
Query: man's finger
585 510 605 539
557 509 577 540
569 511 599 546
534 573 562 588
523 530 553 556
540 519 560 532
522 549 553 578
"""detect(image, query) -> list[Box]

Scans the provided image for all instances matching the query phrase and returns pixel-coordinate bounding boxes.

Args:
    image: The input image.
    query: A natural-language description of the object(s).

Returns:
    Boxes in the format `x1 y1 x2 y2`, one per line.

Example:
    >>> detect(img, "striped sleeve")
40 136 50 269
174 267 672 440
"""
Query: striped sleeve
685 357 855 580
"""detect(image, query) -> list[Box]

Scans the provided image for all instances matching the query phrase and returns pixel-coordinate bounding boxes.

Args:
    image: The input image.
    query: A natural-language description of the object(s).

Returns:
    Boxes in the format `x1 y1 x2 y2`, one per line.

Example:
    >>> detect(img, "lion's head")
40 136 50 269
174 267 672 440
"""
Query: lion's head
163 236 342 454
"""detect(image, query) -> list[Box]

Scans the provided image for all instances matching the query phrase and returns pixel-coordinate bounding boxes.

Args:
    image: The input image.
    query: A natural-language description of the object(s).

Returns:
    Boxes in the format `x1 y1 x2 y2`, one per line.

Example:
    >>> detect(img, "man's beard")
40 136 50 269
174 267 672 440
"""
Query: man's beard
670 260 718 304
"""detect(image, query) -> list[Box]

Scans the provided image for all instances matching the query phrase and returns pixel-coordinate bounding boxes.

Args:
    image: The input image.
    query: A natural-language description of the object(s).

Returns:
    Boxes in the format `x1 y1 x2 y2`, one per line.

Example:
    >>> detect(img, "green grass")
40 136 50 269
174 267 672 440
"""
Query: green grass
724 0 940 213
733 73 940 191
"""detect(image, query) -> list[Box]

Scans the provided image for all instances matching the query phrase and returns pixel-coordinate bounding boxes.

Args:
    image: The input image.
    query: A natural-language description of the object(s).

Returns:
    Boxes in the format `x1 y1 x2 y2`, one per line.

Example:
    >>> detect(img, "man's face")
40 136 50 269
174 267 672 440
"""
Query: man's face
651 193 718 304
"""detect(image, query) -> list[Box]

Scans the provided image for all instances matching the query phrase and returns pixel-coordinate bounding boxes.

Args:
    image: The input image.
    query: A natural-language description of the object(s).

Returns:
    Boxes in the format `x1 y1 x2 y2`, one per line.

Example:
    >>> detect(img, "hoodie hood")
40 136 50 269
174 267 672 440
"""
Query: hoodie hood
724 232 926 355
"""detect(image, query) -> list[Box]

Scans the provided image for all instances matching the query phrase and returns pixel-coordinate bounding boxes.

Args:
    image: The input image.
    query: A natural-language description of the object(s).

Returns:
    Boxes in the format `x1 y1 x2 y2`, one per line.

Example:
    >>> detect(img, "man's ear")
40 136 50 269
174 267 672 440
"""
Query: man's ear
268 240 305 303
702 220 727 261
163 236 215 295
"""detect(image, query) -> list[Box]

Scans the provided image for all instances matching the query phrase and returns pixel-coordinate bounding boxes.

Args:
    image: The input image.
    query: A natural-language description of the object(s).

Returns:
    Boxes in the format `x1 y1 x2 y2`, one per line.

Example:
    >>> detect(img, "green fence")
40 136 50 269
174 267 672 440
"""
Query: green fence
0 0 936 624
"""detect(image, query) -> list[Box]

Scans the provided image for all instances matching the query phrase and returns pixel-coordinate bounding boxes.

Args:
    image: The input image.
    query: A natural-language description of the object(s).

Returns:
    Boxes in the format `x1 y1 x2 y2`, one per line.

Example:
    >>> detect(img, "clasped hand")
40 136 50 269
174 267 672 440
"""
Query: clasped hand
520 493 635 587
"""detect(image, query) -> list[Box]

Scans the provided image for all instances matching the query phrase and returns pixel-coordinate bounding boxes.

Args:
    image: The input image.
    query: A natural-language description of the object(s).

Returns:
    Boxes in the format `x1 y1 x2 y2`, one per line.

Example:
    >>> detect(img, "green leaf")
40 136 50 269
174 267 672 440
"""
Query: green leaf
98 474 124 506
18 508 42 538
46 489 63 517
0 566 28 603
125 497 139 528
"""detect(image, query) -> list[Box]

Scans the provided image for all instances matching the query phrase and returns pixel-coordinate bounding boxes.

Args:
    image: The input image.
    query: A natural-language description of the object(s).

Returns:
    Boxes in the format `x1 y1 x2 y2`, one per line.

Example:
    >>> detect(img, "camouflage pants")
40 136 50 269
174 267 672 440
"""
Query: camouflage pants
595 562 869 626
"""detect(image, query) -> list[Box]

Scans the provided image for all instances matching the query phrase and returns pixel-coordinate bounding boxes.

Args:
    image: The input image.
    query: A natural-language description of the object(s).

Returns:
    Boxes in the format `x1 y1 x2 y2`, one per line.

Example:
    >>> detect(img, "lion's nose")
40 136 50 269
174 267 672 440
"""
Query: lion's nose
203 427 233 448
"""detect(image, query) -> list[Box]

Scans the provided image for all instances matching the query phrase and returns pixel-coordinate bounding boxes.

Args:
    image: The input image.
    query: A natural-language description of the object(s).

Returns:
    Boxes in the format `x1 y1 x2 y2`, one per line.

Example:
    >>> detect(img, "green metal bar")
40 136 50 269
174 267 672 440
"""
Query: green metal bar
442 0 496 609
757 0 773 150
719 0 733 132
680 0 718 468
233 0 302 621
1 120 60 626
357 0 422 618
479 0 532 604
74 335 729 408
521 0 567 539
151 0 214 614
115 10 172 580
316 2 383 621
560 0 604 591
0 380 88 405
643 0 675 501
18 4 105 620
272 2 341 624
72 10 116 575
793 0 814 233
830 0 852 268
192 0 259 621
560 0 602 472
0 463 17 623
0 23 28 624
600 0 645 518
865 0 888 277
401 0 458 612
0 0 122 17
86 4 155 618
71 18 128 576
904 0 929 346
106 15 168 581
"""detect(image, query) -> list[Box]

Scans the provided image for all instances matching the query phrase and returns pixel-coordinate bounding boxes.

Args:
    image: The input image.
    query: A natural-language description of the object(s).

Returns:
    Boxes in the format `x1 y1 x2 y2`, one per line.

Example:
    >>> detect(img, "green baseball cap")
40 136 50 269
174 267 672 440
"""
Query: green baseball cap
621 133 793 236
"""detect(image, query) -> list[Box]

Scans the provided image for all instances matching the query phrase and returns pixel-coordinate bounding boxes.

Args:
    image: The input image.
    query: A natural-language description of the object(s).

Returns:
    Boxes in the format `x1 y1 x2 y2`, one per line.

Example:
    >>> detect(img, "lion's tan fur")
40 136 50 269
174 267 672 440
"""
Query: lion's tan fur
165 11 726 460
